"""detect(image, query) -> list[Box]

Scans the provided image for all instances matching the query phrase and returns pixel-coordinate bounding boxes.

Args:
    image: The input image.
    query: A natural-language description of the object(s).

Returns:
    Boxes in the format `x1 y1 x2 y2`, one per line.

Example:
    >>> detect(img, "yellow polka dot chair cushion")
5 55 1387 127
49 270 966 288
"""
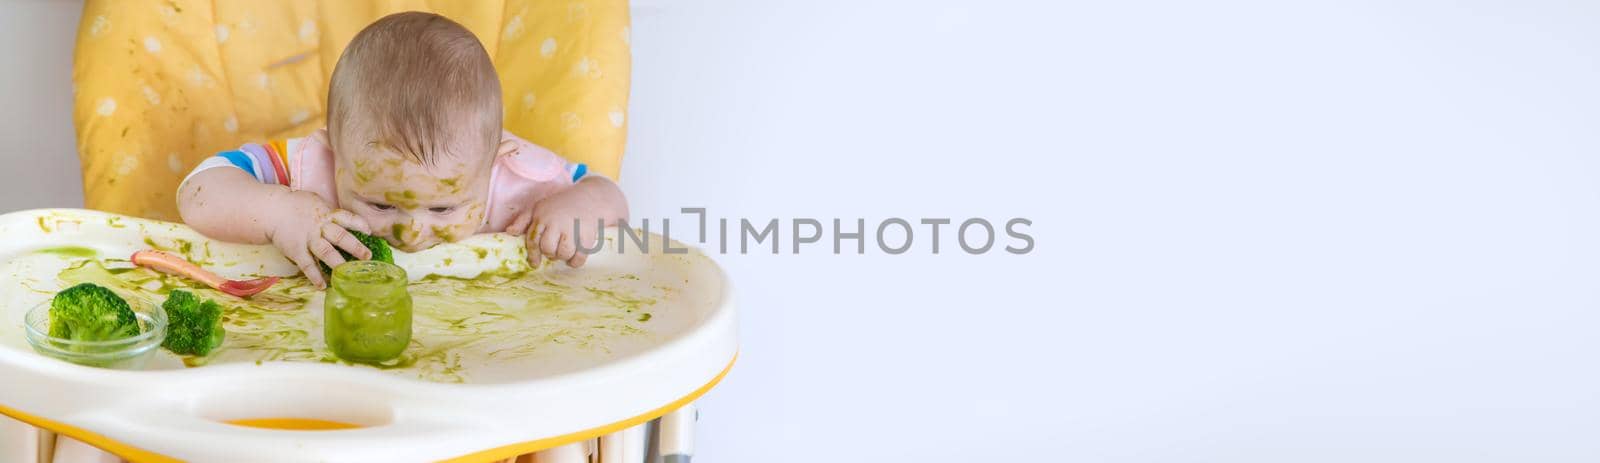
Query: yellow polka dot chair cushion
73 0 631 220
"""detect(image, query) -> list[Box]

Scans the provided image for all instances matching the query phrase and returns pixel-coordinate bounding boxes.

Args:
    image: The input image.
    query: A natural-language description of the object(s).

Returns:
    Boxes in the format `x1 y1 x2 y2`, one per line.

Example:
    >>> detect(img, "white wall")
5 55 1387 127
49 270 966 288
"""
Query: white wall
623 0 1600 461
0 0 82 456
0 0 84 210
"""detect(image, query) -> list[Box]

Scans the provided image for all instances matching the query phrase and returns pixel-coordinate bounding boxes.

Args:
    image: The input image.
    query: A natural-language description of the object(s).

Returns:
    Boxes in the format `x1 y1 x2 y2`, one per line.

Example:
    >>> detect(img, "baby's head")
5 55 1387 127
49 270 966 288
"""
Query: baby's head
327 12 501 252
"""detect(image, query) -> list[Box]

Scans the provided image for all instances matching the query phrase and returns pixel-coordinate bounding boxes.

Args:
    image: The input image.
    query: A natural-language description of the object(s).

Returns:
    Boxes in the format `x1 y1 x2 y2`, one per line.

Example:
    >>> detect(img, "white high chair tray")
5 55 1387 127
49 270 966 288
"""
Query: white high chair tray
0 209 737 462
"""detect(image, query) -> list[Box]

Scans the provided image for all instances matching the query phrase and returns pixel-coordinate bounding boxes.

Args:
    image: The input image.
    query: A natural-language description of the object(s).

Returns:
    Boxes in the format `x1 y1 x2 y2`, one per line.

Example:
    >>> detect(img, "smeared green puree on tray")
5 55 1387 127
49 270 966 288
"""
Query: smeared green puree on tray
42 247 662 383
35 246 97 259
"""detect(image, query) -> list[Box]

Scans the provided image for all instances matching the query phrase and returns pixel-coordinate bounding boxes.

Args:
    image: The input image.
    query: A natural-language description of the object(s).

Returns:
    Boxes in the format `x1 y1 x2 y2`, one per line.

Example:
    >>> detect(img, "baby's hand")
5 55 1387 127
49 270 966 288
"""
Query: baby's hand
264 190 374 288
507 186 605 268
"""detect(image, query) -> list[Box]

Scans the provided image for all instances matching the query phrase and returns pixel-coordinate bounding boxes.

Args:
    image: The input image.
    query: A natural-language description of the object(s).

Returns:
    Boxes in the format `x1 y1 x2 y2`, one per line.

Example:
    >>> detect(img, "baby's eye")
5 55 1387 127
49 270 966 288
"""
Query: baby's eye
370 202 395 211
428 206 454 214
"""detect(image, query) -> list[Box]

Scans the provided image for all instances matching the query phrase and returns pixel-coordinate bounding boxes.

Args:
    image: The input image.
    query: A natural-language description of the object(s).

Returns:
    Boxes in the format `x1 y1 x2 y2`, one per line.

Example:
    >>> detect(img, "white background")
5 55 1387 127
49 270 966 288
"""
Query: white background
622 0 1600 461
0 0 83 212
4 0 1600 461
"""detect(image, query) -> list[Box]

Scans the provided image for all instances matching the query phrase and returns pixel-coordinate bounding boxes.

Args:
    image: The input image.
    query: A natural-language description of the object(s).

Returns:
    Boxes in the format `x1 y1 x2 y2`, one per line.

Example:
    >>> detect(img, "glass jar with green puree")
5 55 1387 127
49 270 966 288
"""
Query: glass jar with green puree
324 260 411 363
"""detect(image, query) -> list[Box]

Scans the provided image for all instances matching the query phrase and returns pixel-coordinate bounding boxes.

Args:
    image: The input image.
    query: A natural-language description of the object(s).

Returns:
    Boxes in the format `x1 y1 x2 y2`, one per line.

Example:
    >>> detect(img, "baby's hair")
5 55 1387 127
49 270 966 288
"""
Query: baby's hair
327 11 502 165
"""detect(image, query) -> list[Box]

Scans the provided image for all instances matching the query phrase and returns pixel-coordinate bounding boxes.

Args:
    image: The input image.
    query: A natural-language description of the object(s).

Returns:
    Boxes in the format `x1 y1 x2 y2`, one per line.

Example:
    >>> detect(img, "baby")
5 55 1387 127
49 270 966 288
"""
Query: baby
177 12 628 289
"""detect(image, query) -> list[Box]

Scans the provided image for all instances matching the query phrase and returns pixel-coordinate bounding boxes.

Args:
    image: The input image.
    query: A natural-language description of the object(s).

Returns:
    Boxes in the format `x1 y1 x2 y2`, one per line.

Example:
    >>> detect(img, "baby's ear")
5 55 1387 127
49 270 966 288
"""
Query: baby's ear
497 137 519 159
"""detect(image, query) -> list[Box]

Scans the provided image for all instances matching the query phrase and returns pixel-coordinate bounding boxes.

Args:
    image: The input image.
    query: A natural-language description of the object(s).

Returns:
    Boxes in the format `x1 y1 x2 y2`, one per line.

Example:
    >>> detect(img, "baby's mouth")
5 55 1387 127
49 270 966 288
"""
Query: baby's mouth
394 238 439 254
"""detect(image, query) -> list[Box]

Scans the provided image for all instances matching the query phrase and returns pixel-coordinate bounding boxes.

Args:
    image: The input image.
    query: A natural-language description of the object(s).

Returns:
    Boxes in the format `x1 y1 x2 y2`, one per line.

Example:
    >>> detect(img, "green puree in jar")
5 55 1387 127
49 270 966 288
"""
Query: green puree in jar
324 260 412 364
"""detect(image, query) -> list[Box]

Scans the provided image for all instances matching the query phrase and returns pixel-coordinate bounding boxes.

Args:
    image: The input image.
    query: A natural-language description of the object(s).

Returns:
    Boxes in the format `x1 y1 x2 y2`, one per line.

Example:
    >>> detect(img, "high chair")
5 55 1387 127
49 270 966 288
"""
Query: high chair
0 2 732 462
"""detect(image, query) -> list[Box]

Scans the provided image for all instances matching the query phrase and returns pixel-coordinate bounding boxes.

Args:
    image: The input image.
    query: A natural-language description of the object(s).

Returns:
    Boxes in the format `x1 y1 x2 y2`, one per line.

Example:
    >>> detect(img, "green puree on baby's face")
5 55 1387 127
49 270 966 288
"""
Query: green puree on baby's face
384 190 420 209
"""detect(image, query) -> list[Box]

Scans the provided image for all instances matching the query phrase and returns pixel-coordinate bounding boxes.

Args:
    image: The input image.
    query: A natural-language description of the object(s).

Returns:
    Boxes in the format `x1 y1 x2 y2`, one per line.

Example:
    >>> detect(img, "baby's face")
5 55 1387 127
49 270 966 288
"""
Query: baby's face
333 143 492 253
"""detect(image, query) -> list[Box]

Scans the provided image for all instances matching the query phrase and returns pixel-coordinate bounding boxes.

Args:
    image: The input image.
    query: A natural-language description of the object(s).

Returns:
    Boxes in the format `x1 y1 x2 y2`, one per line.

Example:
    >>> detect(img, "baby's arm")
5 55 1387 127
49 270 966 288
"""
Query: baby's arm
177 163 372 288
505 175 629 268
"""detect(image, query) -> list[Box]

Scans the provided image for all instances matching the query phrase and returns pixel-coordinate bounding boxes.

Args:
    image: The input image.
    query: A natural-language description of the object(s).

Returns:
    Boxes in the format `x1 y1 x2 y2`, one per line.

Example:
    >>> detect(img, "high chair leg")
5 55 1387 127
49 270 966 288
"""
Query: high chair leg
0 415 39 463
532 439 593 463
598 424 646 463
655 403 696 463
37 429 56 463
51 436 119 463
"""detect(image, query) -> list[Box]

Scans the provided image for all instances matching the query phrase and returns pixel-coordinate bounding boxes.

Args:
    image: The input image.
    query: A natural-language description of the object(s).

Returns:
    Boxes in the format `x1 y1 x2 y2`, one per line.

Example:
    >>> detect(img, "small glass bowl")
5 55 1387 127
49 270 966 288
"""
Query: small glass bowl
23 299 166 369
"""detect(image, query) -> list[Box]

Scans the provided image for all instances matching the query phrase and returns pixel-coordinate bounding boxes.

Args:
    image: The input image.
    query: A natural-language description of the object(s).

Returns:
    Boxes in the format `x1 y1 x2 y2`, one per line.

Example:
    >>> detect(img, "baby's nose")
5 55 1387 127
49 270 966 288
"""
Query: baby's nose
389 223 419 250
390 222 438 253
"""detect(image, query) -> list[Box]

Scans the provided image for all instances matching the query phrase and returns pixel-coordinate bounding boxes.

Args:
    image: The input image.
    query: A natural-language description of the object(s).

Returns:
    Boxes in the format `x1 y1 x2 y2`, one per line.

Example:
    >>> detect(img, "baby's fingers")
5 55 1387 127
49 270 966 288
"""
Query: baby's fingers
310 237 348 271
506 210 535 236
553 231 577 263
538 222 564 259
565 225 599 268
566 250 589 268
285 246 327 289
328 209 372 235
323 223 372 261
523 227 543 268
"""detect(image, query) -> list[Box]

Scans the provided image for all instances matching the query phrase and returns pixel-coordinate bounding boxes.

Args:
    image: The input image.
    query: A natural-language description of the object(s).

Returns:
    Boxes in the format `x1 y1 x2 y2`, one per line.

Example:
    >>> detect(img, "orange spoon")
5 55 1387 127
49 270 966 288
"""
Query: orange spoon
130 250 280 297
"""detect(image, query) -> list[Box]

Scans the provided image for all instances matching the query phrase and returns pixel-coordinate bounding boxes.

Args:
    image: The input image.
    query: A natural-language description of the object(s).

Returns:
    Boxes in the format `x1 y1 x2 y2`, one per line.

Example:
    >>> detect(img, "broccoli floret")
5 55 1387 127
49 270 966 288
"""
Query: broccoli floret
318 229 394 275
160 290 225 356
49 283 140 343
